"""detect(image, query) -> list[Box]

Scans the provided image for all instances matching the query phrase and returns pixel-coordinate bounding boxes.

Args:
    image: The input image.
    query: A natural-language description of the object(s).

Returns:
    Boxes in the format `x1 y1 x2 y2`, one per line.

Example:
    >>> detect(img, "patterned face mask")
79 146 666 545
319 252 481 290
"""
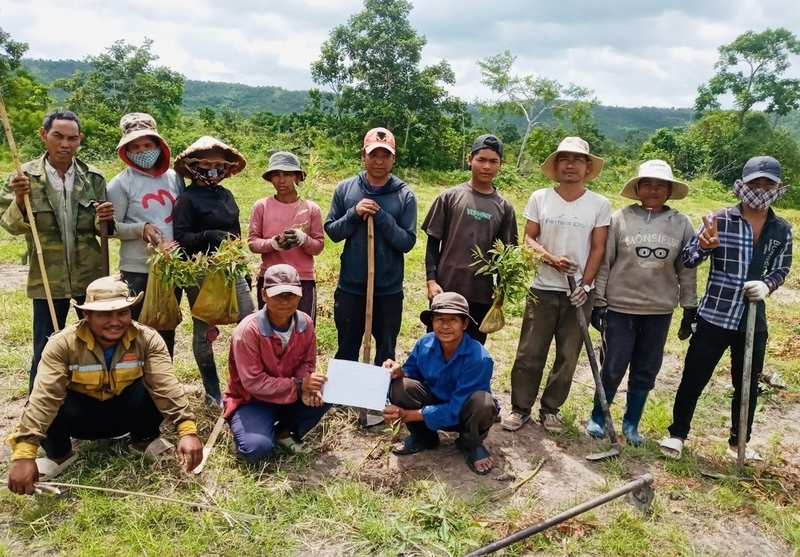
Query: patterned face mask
188 163 228 185
127 147 162 169
733 179 788 210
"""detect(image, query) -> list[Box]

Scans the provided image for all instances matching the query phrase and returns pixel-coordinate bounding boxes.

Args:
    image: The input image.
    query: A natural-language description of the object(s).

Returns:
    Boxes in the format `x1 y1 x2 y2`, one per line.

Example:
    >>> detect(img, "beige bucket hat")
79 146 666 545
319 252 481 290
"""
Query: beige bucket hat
540 136 604 182
173 135 247 178
620 159 689 200
72 275 143 311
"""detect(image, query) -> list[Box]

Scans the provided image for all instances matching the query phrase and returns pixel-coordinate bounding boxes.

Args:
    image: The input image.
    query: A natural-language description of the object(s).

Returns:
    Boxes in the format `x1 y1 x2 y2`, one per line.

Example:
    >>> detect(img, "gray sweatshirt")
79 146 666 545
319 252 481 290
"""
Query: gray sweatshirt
107 167 185 273
594 204 697 314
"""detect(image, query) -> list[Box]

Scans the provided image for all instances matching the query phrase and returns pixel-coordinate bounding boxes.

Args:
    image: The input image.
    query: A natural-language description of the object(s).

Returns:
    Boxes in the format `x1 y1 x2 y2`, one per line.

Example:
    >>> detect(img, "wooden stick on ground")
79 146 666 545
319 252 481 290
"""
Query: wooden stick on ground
0 94 59 331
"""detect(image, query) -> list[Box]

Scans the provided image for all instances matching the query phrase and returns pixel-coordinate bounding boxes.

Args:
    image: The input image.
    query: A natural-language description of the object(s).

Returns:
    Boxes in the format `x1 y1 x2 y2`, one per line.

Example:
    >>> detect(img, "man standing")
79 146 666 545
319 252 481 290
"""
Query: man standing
0 109 114 390
224 264 329 461
107 112 184 357
422 134 518 344
501 137 611 434
660 156 792 461
324 127 417 365
6 275 202 495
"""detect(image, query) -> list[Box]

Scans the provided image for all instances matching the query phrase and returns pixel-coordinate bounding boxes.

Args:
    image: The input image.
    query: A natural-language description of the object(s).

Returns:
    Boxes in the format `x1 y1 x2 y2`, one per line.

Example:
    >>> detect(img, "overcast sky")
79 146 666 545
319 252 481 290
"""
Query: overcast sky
2 0 799 109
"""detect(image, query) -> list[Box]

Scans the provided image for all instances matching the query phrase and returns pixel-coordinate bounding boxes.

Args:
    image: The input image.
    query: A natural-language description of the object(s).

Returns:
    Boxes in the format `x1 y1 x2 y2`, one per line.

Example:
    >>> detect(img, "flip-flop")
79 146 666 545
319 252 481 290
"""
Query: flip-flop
131 437 174 462
726 446 763 462
36 451 79 481
455 438 493 476
391 435 438 456
659 437 684 460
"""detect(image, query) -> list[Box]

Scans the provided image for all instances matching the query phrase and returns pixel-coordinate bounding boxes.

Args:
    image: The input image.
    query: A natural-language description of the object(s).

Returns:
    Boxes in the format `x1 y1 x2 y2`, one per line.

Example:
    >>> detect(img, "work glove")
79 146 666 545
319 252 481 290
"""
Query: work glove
677 307 698 340
569 284 588 307
270 234 291 251
590 306 607 332
743 280 769 302
283 228 307 247
204 230 230 245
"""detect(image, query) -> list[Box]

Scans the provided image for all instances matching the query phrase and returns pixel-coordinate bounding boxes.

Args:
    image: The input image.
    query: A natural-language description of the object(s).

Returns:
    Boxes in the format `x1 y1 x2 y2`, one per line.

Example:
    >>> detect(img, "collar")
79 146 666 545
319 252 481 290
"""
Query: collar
256 308 308 337
44 156 76 179
731 203 777 222
431 331 470 359
75 320 139 351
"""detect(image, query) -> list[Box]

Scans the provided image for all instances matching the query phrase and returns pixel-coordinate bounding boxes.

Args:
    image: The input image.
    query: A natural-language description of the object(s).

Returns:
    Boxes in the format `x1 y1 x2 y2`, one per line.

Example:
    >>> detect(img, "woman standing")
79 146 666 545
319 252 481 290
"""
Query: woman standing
172 136 256 407
589 160 698 445
249 152 324 322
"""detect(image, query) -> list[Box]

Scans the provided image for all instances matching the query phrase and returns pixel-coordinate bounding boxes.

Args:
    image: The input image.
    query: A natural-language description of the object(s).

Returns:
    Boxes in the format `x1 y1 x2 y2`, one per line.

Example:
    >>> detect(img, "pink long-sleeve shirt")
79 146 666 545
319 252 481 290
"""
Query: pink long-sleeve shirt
223 309 316 418
248 197 324 280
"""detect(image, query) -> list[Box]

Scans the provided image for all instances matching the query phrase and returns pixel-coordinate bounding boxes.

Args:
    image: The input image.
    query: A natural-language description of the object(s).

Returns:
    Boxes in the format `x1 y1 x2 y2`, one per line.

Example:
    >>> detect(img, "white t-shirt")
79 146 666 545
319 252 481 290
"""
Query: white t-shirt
524 187 611 292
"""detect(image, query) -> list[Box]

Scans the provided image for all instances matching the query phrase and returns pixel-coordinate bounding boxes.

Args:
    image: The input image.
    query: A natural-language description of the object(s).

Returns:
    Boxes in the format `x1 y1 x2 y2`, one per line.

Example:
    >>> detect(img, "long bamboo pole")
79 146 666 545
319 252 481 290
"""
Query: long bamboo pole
357 216 376 427
0 94 59 331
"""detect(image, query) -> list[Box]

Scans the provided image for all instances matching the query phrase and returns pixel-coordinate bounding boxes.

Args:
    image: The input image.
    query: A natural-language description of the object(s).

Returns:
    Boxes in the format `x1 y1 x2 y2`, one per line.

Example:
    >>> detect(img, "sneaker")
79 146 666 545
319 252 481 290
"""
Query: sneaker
540 412 564 434
501 411 530 431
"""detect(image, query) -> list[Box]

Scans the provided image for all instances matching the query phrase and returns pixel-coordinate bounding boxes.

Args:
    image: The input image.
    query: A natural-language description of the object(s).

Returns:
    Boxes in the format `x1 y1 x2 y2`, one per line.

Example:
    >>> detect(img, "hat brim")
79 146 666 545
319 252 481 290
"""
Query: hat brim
364 144 395 155
173 136 247 178
540 151 604 182
742 171 781 184
262 167 307 182
619 177 690 201
117 129 166 150
419 308 477 327
72 292 144 312
265 284 303 298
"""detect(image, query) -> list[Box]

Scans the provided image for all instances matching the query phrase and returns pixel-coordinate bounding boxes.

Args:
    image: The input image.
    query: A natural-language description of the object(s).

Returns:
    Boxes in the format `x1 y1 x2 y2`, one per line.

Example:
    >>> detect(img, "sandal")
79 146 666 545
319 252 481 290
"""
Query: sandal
131 437 174 462
36 451 79 481
455 438 493 476
659 437 684 460
391 435 438 455
277 436 310 454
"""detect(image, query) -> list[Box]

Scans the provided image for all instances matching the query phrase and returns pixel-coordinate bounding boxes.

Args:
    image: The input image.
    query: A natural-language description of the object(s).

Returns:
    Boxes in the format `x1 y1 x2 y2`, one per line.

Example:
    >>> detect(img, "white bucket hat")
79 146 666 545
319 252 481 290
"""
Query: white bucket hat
620 159 689 200
540 136 604 182
72 275 143 311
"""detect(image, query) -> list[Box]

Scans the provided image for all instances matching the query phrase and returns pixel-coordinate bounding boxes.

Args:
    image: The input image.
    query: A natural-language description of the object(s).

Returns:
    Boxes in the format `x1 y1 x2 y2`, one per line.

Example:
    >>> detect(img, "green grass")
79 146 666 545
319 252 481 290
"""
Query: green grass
1 158 799 556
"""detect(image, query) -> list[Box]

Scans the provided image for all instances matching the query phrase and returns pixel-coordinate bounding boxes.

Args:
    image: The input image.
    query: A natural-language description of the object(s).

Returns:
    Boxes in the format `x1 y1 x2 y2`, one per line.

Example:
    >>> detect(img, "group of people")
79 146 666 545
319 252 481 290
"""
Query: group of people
0 107 792 495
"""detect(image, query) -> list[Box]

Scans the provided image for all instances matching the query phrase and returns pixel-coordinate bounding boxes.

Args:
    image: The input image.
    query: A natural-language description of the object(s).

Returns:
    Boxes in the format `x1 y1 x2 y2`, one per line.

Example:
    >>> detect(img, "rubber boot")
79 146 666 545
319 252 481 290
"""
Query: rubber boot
622 389 649 446
587 389 616 438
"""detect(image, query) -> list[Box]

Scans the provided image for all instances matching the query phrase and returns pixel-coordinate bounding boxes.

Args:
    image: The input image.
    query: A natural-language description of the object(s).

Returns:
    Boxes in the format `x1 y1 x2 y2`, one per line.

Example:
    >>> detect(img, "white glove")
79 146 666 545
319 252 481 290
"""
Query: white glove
569 285 588 307
743 280 769 302
284 228 307 247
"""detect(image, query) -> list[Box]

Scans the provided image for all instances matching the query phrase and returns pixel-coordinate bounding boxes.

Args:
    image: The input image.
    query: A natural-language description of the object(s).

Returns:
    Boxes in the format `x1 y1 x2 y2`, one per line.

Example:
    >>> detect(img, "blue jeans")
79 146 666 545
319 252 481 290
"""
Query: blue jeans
601 310 672 392
30 297 84 392
227 398 330 462
120 270 182 358
186 279 255 403
41 378 163 459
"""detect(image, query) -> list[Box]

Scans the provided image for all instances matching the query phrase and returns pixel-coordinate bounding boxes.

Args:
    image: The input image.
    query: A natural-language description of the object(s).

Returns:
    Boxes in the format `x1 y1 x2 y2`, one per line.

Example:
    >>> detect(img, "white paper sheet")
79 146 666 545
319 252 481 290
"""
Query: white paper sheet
322 359 391 411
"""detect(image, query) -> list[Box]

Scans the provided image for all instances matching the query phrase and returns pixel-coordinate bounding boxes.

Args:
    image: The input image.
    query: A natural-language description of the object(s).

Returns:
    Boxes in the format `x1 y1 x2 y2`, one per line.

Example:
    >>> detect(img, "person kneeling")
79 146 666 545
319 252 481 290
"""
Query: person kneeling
224 264 329 462
7 275 202 495
382 292 498 475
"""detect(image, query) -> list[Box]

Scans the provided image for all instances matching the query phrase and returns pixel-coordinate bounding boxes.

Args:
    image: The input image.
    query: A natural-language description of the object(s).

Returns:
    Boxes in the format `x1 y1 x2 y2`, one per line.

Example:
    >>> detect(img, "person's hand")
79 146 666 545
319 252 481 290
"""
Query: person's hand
177 434 203 473
302 392 324 407
569 285 587 307
270 234 291 251
142 223 164 245
10 175 31 210
93 201 115 221
382 359 405 380
677 307 698 340
699 214 720 250
7 458 38 495
591 306 607 332
426 280 443 301
382 404 406 423
354 199 380 219
301 372 328 394
204 230 229 245
283 228 307 247
548 255 579 275
743 280 770 302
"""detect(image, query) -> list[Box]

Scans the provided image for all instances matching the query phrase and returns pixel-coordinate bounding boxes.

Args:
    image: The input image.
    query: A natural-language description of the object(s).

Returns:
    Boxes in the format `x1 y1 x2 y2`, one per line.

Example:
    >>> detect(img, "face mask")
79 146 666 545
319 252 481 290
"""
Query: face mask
127 147 161 169
188 164 228 185
733 179 787 210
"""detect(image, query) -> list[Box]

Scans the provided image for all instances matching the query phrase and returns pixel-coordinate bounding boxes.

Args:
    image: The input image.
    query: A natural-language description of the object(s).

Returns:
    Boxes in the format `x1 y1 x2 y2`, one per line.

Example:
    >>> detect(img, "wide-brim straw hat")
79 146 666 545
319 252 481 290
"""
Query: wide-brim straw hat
540 136 604 182
620 159 689 200
71 275 143 311
263 151 307 182
173 135 247 178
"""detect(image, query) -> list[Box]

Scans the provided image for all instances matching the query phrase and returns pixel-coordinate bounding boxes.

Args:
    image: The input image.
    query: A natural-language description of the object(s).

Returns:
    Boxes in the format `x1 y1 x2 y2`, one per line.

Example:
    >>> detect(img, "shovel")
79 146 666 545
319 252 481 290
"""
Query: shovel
357 216 383 428
192 414 226 475
567 276 621 462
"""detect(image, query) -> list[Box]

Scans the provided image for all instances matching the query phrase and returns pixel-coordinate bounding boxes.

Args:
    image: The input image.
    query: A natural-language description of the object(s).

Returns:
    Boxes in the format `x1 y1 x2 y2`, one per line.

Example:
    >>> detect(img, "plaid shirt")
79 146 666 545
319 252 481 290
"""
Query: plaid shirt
682 204 792 330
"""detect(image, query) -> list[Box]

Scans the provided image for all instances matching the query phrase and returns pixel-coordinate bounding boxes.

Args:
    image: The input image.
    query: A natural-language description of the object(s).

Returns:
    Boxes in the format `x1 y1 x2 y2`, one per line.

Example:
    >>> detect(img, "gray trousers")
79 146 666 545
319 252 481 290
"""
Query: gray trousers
389 377 497 448
510 288 593 416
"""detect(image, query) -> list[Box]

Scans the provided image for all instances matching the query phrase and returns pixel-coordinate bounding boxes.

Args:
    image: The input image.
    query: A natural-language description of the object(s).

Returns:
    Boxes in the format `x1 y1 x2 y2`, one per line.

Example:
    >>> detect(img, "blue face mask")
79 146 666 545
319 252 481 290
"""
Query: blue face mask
127 147 162 169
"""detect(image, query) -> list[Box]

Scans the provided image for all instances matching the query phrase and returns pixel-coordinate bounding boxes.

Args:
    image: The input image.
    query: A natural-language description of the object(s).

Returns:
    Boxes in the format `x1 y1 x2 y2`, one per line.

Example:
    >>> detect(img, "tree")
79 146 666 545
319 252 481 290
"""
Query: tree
56 38 184 155
310 0 467 168
477 50 597 168
695 28 800 127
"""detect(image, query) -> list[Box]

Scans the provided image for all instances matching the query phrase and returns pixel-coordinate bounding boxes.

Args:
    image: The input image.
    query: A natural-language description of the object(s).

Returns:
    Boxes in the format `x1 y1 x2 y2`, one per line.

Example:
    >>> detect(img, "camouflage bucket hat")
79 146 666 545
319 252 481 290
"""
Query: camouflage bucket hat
263 151 307 182
116 113 168 151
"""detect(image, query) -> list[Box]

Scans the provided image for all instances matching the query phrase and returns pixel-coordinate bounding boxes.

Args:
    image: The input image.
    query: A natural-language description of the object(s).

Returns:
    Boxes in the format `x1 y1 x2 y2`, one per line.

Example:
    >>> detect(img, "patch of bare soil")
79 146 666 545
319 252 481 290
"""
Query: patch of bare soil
0 264 27 291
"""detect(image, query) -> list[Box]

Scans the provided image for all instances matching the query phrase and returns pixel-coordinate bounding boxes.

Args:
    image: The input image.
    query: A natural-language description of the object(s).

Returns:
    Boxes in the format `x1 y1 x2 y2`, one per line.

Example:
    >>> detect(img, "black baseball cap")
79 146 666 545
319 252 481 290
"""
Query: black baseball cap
471 134 503 158
742 156 782 183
